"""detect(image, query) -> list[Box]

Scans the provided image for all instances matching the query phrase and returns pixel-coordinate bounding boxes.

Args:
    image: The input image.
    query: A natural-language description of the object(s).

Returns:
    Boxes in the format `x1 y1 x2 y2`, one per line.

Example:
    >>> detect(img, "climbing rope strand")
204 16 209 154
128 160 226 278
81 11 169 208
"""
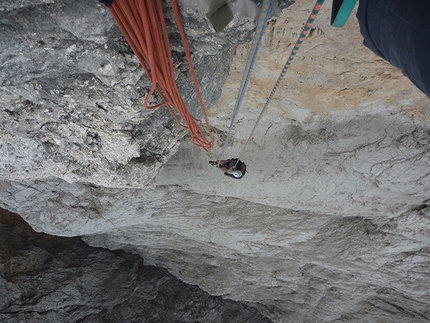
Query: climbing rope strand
108 0 214 152
237 0 325 160
171 0 214 148
110 1 173 113
218 0 274 160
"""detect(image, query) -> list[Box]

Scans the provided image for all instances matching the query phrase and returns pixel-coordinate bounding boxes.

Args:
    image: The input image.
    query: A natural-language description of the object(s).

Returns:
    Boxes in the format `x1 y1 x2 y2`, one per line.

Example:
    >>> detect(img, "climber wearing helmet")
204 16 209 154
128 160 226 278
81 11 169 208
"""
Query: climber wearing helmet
209 158 246 179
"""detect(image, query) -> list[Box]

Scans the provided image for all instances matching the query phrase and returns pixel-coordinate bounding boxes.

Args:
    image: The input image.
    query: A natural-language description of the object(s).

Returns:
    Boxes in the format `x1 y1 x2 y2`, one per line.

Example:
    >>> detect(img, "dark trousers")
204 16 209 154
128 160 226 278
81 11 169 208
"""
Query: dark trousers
357 0 430 98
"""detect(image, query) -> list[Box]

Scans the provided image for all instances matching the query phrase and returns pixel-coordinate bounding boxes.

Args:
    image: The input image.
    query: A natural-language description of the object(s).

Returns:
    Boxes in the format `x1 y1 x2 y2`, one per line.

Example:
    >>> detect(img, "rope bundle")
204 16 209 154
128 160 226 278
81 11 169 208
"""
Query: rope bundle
108 0 214 152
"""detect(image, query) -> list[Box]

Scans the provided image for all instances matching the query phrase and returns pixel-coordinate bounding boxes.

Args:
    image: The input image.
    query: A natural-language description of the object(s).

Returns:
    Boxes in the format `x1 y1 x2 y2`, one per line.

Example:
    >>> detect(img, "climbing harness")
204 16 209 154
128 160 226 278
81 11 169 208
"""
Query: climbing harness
102 0 214 152
218 0 274 161
237 0 325 159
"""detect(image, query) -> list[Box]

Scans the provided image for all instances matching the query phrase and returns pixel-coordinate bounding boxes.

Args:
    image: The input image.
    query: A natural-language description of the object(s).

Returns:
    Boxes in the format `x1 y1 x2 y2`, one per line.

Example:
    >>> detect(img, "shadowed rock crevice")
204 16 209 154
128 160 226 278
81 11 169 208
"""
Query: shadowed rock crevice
0 208 272 323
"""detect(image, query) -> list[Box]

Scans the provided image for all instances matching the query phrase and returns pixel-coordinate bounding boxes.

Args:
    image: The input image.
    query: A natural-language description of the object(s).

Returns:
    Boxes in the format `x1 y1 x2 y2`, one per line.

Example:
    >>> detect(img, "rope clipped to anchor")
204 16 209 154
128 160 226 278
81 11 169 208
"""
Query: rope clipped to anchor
218 0 274 161
238 0 325 159
103 0 214 153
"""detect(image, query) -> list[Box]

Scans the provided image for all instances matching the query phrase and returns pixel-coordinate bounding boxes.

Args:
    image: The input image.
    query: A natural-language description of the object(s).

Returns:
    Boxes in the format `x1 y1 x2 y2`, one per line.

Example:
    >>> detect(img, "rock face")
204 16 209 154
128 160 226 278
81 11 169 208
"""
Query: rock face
0 0 260 187
0 208 272 322
1 0 430 322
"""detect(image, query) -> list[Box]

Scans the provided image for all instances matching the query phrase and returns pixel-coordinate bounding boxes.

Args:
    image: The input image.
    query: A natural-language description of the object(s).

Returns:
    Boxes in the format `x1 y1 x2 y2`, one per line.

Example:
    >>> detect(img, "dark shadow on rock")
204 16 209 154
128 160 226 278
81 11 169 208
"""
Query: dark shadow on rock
0 208 272 323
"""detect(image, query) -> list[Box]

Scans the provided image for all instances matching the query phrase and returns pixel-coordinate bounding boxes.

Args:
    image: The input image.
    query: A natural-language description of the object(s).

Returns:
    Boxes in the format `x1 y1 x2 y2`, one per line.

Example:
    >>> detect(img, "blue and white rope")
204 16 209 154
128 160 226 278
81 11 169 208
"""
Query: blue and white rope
218 0 274 160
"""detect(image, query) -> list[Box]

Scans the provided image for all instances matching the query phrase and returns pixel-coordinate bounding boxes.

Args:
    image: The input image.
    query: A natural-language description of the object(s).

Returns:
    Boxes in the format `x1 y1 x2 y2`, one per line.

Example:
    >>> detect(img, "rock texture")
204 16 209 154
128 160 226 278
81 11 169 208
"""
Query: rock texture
2 176 429 322
0 208 272 323
1 0 430 322
0 0 261 187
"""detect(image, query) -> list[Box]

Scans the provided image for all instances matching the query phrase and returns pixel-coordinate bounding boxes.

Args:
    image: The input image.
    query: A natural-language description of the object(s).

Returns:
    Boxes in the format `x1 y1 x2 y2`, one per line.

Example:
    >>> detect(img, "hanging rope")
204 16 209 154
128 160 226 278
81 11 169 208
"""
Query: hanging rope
218 0 274 160
106 0 214 153
237 0 325 160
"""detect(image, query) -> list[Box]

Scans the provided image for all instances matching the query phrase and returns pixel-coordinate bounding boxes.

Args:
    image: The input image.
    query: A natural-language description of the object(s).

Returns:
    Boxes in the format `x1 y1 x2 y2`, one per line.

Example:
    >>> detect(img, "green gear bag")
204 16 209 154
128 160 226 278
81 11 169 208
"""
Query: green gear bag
207 0 233 32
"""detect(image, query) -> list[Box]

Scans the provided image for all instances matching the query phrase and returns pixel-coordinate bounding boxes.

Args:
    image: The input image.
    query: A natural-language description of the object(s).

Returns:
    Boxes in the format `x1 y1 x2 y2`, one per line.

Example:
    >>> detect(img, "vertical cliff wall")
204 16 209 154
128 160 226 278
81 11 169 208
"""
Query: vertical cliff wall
0 0 263 187
1 0 430 322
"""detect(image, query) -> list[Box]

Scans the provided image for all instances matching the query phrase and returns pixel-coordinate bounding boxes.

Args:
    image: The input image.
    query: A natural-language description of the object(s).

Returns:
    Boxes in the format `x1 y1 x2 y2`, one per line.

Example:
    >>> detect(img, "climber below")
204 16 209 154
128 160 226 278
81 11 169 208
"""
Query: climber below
209 158 246 179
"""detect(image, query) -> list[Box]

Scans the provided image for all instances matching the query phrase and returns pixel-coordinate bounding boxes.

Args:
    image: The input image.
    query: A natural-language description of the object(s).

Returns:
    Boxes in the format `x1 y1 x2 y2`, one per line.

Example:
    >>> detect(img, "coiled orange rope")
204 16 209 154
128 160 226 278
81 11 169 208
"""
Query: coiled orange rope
108 0 214 152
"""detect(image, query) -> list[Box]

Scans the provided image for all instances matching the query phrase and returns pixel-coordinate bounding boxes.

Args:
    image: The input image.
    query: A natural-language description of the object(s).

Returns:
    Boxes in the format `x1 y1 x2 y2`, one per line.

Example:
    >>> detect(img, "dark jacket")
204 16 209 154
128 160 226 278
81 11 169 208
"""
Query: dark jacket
223 159 246 179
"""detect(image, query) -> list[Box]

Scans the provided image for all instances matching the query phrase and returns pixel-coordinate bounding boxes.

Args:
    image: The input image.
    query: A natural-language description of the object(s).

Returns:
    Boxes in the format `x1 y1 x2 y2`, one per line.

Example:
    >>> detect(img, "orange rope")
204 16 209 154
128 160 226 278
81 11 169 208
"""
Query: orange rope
108 0 214 152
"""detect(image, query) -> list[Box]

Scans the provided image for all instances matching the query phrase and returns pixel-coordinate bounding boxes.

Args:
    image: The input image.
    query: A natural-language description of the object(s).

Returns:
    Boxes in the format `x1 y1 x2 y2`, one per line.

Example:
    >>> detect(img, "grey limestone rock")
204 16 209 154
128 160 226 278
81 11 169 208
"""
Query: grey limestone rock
2 0 430 322
0 208 272 323
0 0 260 187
